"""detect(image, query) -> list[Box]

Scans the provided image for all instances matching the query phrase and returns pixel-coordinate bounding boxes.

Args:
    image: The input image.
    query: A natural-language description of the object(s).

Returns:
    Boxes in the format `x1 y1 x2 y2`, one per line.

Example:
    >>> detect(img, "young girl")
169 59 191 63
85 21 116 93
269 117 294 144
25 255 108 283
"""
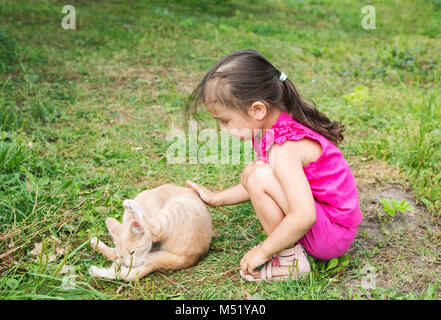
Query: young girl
184 49 362 281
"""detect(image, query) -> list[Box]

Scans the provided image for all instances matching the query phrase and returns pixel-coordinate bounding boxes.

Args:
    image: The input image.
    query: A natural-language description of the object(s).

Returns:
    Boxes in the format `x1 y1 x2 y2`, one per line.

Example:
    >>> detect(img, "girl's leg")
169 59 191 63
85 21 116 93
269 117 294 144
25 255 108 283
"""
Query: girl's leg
241 161 309 280
241 161 291 235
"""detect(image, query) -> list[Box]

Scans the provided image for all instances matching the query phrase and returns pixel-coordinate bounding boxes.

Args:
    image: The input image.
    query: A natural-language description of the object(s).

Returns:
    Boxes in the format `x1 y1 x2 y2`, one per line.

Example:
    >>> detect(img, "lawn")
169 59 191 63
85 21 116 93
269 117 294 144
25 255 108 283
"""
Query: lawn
0 0 440 299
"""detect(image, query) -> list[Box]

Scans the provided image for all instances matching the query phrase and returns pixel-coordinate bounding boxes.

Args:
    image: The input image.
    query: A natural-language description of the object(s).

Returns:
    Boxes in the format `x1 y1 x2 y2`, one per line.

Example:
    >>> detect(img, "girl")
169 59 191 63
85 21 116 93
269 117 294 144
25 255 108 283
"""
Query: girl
184 49 362 281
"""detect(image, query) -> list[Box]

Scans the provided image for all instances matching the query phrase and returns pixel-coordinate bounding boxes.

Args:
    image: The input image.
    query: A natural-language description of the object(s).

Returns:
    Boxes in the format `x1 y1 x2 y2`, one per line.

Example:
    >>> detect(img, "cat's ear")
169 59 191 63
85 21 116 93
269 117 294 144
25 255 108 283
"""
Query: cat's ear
106 218 121 238
130 221 145 237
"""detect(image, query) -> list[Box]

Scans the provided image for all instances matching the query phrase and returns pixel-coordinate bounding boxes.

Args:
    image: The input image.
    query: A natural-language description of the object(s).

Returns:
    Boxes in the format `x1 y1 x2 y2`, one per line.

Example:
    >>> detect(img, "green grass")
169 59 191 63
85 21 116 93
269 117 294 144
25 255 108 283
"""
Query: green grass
0 0 440 299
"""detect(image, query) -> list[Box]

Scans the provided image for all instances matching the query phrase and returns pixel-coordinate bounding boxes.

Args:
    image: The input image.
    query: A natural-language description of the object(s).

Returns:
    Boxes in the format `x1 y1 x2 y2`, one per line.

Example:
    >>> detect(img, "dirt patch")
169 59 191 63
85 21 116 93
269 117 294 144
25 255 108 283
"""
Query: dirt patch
345 156 441 296
356 186 424 248
351 156 437 246
98 63 201 94
173 69 201 94
123 66 157 82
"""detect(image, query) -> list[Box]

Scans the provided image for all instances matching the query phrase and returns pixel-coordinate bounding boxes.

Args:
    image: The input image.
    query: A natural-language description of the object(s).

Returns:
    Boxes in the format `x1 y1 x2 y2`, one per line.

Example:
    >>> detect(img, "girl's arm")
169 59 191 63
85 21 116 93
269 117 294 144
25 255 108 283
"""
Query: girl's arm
214 183 250 206
185 180 250 207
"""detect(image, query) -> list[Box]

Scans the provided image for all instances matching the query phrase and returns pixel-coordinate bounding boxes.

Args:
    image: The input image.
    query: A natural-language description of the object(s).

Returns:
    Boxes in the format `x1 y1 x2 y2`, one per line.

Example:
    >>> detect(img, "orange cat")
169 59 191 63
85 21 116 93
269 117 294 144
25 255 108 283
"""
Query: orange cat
89 183 212 281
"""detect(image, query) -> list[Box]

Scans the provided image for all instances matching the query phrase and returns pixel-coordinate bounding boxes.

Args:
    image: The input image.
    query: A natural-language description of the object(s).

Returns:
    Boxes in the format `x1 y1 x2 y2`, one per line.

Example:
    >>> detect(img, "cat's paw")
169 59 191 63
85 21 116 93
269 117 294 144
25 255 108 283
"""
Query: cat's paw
89 265 116 279
90 237 99 250
88 265 101 277
123 199 145 219
117 266 142 282
123 199 133 211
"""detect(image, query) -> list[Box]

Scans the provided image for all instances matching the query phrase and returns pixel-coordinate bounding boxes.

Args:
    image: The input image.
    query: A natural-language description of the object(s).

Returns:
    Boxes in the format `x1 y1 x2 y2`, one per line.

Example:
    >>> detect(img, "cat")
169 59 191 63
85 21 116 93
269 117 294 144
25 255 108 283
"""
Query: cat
88 183 212 282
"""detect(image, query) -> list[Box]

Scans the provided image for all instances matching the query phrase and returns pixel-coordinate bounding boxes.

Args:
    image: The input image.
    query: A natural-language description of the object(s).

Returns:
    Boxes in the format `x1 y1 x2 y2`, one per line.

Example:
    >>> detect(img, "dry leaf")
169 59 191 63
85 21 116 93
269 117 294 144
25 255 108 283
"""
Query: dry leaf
50 235 61 244
29 242 42 256
28 238 64 263
55 246 65 256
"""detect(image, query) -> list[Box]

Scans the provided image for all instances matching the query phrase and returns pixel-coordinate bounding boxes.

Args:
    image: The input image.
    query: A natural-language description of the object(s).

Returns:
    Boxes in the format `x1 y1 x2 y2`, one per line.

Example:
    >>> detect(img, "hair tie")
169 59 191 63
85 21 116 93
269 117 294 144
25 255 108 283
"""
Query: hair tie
279 72 288 82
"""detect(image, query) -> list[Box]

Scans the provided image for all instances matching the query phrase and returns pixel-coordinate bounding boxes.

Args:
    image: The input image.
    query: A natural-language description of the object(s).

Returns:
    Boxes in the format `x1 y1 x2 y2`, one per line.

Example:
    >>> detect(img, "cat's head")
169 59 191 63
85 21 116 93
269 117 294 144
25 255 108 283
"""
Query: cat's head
105 214 152 268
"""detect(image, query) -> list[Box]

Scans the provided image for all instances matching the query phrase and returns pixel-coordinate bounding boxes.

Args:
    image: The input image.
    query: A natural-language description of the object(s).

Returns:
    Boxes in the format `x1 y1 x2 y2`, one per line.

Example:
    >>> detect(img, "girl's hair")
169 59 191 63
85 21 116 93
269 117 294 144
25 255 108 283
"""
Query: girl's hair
185 49 345 146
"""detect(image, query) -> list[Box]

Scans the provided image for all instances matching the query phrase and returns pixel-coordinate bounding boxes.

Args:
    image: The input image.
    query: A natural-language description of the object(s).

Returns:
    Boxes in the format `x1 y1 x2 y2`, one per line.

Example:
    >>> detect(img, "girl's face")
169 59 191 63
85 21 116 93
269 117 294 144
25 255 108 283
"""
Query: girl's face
206 102 260 141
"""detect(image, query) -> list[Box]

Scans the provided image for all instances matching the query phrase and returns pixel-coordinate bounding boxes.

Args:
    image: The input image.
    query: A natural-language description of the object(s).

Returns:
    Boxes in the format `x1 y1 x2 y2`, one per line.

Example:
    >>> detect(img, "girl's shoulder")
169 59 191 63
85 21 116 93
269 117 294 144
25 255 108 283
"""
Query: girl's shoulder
268 137 322 168
296 138 323 168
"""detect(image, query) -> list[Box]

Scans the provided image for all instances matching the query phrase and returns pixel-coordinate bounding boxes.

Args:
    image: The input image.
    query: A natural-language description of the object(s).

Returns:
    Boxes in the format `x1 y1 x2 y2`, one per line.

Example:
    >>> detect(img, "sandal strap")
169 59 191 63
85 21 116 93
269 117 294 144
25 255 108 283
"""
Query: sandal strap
257 244 308 280
265 260 272 280
260 261 269 280
273 244 307 267
259 255 298 280
277 247 296 257
278 255 297 266
277 243 306 257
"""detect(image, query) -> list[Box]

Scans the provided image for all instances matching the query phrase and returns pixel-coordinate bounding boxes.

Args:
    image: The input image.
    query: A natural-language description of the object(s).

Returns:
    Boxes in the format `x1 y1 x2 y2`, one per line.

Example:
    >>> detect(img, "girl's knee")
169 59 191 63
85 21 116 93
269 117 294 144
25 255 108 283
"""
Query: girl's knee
240 163 253 188
241 161 274 192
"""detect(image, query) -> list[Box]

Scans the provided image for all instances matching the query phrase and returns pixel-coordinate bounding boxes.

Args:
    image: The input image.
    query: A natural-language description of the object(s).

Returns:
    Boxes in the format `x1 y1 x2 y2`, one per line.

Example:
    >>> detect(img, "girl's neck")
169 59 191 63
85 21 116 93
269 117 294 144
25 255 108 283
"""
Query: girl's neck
262 108 282 130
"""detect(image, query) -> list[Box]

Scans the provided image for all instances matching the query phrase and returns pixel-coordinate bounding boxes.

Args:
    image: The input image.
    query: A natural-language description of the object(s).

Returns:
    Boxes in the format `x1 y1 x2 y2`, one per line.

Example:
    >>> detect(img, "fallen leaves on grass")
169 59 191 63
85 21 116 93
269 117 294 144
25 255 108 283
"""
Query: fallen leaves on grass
28 235 67 264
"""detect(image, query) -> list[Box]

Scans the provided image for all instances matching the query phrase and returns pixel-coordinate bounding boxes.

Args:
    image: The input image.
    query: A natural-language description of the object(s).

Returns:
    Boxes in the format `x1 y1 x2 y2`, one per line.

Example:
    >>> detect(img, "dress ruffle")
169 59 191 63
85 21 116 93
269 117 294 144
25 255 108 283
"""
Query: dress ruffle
258 120 308 162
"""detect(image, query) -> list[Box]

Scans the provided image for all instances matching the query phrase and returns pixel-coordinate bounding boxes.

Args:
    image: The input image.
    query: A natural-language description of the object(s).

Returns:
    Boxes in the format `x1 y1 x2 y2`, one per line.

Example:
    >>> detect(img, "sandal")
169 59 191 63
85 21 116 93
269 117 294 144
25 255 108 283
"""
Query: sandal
240 243 311 282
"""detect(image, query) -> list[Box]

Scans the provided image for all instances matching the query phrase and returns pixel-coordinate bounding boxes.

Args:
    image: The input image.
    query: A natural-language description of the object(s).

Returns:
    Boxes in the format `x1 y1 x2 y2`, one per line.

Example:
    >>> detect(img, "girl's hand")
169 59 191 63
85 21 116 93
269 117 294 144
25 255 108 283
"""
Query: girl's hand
185 180 220 207
240 245 271 277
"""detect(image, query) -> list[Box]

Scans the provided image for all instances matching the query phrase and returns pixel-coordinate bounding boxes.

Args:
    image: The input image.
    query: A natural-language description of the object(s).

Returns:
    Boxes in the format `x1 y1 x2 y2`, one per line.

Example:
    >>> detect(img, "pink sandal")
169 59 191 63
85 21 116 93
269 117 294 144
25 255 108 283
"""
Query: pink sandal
240 244 311 282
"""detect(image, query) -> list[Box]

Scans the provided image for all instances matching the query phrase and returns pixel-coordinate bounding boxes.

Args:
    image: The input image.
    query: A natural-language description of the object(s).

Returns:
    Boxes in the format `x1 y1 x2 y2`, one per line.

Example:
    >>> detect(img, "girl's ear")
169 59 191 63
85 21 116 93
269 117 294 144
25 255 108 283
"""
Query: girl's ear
105 218 121 238
248 101 267 120
130 221 145 237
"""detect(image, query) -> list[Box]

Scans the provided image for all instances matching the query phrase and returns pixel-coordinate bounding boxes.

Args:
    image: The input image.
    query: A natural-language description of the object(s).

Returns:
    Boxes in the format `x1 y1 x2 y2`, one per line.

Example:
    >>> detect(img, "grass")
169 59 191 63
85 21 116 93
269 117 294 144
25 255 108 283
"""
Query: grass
0 0 440 299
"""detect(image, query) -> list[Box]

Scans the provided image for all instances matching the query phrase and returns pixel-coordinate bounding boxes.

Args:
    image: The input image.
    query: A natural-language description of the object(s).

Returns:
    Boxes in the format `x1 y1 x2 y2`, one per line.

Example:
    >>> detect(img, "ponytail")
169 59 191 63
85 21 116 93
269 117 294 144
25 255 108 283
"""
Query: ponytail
280 76 345 146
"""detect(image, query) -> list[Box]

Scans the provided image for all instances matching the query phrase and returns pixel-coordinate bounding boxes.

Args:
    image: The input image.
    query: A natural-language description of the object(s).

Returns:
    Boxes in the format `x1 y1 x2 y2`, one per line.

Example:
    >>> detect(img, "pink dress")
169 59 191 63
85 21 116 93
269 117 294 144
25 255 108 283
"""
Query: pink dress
252 110 362 260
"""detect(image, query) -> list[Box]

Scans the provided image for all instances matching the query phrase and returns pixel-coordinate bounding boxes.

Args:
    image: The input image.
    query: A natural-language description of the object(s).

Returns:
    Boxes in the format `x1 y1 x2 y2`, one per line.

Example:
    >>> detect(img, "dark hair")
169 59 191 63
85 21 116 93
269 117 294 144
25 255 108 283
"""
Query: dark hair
185 49 345 146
